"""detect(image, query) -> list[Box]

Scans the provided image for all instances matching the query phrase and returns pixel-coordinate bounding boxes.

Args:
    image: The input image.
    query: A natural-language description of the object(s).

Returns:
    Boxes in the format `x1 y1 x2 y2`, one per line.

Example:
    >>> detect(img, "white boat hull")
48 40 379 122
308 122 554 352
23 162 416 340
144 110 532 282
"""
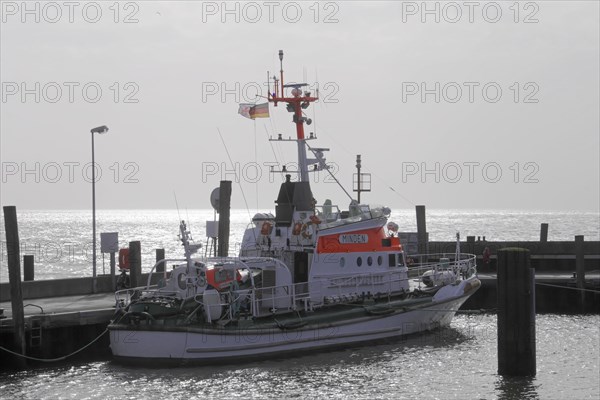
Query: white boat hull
109 293 471 364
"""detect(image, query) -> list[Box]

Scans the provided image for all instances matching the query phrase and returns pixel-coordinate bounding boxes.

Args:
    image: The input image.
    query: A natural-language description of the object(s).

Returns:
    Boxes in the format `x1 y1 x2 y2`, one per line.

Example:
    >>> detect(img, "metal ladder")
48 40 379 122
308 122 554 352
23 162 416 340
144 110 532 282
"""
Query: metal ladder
29 317 42 348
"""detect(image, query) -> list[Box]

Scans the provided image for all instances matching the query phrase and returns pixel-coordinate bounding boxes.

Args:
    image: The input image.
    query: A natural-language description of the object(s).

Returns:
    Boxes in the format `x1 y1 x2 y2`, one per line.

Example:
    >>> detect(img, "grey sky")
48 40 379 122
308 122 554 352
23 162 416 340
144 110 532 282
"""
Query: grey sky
1 1 598 211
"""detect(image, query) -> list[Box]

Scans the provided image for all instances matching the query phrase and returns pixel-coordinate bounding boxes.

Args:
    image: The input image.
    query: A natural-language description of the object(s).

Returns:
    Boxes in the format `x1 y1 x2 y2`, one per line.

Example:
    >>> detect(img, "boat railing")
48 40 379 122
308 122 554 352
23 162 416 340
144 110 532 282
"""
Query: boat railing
406 252 477 280
316 204 390 230
200 280 311 321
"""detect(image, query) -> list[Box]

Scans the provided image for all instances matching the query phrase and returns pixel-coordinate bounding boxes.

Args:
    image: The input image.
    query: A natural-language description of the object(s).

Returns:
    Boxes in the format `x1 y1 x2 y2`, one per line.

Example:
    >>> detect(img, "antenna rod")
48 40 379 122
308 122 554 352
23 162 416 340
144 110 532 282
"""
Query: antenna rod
356 155 362 203
279 50 284 97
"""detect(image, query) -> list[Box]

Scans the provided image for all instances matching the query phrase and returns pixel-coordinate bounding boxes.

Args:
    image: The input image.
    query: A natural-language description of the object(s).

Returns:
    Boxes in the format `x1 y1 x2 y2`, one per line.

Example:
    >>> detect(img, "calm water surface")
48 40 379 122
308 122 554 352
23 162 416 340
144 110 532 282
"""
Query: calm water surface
1 314 598 399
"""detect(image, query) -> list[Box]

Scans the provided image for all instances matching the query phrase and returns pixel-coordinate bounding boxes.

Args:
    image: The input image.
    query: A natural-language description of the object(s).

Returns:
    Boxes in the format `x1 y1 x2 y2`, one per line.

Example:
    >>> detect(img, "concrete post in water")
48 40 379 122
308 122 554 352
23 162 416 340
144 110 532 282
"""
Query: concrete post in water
129 241 142 288
156 248 165 273
540 223 548 242
575 235 585 308
217 180 232 257
415 205 427 254
3 206 27 368
497 248 536 376
23 255 34 281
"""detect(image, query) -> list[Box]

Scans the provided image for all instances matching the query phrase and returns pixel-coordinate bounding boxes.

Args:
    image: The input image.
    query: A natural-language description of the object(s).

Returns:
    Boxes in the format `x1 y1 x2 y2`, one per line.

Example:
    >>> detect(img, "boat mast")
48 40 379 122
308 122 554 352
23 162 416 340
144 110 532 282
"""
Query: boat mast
269 50 319 183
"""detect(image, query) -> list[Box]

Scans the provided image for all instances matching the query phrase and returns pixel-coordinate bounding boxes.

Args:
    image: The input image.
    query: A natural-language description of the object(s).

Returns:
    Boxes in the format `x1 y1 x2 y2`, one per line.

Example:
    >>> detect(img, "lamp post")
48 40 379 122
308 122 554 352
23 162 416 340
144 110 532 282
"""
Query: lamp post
90 125 108 293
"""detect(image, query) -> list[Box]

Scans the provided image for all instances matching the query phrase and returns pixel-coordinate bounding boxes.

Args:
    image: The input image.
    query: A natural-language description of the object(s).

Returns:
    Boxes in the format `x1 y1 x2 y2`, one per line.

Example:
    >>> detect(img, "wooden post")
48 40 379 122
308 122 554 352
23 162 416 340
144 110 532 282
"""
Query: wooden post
540 223 548 242
497 248 536 376
23 255 34 281
467 236 475 255
217 180 232 257
3 206 27 368
415 205 427 254
156 248 165 273
110 252 116 290
129 241 142 288
575 235 585 309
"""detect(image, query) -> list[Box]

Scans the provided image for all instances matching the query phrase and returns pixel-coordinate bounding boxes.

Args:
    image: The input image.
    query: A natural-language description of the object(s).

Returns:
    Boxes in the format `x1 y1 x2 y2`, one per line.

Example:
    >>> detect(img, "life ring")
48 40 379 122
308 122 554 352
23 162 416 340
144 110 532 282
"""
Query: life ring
261 221 273 235
292 222 303 236
301 223 312 239
118 248 130 270
309 215 321 225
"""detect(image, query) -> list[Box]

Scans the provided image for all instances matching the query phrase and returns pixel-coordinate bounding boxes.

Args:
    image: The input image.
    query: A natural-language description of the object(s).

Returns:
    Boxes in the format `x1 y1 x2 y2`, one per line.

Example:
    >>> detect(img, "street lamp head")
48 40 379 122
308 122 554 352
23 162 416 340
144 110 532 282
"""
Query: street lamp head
91 125 109 134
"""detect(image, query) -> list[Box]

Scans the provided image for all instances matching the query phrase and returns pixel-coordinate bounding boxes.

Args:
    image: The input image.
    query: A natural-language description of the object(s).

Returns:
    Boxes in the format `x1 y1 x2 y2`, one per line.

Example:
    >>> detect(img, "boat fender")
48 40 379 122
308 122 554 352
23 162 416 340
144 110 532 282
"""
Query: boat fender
292 222 302 235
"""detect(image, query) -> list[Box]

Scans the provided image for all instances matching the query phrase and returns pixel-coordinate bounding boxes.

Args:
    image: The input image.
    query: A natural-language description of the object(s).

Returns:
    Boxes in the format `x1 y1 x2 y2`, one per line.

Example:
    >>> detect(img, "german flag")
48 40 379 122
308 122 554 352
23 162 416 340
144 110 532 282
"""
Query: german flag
239 102 270 119
249 102 269 119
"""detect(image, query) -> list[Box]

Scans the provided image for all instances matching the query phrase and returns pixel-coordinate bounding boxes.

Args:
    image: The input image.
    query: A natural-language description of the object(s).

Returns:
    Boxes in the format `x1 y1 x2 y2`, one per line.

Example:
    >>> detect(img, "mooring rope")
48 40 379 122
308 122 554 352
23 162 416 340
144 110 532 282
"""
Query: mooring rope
0 328 108 362
535 282 600 294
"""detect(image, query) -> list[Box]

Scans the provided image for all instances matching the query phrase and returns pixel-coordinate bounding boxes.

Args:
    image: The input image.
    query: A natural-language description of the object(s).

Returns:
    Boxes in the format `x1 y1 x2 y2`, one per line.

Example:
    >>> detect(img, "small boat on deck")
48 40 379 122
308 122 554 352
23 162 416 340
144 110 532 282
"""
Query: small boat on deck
107 51 481 365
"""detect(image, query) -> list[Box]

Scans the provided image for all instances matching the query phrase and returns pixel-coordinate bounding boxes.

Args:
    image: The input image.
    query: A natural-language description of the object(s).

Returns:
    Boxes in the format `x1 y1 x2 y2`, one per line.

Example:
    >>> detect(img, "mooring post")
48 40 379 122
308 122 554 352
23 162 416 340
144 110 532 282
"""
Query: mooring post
3 206 27 368
110 251 116 290
540 223 548 242
575 235 585 309
156 248 165 274
497 247 536 376
217 180 232 257
23 255 34 281
416 205 427 254
467 236 475 255
129 241 142 288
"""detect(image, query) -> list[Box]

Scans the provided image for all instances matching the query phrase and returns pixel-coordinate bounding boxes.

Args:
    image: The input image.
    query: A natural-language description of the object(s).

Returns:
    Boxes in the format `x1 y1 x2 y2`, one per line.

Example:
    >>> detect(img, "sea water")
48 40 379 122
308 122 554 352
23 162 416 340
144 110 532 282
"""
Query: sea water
1 209 598 282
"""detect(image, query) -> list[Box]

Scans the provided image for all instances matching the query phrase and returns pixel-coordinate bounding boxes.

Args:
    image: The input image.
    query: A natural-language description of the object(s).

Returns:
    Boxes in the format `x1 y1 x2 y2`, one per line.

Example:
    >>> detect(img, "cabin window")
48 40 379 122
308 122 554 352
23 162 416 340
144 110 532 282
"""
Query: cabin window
388 254 397 268
340 257 345 268
367 256 373 266
398 253 405 266
377 256 383 266
357 257 363 267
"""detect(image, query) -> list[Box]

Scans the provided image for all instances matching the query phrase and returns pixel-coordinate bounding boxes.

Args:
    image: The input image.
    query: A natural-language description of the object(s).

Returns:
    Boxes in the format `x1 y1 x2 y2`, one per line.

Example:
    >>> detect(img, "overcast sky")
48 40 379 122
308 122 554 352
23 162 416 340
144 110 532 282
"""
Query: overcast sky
1 1 598 212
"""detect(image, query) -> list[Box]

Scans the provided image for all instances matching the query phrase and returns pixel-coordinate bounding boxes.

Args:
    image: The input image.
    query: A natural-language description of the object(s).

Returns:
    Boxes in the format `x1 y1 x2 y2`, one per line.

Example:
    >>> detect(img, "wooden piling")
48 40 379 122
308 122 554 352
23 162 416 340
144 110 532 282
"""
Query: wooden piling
497 247 536 376
416 205 427 254
128 241 142 288
575 235 585 309
23 255 34 281
217 180 232 257
110 252 116 290
467 236 475 255
3 206 27 368
156 248 165 273
540 223 548 242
